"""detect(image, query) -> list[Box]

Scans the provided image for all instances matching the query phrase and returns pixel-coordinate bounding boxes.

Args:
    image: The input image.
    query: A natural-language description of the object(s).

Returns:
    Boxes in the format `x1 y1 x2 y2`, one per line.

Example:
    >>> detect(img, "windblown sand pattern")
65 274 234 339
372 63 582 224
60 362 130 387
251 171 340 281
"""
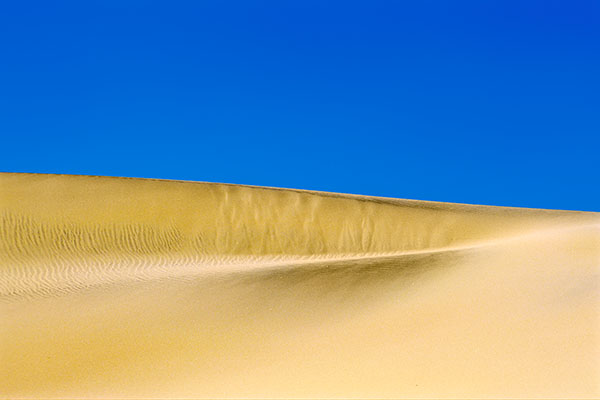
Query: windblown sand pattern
1 172 599 398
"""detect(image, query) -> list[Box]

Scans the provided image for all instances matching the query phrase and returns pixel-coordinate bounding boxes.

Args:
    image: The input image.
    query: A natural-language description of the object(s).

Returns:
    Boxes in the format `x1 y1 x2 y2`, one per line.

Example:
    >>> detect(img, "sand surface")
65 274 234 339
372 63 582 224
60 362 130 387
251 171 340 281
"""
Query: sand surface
1 172 599 398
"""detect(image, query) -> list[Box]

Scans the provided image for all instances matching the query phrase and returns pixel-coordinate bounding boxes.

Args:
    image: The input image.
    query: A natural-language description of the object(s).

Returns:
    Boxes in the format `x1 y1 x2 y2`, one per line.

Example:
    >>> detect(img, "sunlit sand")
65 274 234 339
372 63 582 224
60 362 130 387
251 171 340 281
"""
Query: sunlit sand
1 172 598 398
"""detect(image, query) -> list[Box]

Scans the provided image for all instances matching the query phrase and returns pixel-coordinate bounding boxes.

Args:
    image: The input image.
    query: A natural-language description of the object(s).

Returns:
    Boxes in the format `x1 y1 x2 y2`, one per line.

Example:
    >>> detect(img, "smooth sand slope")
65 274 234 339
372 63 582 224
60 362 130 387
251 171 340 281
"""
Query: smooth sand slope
1 173 599 398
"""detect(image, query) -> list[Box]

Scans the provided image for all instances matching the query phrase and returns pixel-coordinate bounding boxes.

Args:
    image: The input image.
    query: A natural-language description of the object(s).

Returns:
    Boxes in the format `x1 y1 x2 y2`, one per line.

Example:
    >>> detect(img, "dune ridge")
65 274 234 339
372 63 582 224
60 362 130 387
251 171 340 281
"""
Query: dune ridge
1 173 594 299
1 172 599 398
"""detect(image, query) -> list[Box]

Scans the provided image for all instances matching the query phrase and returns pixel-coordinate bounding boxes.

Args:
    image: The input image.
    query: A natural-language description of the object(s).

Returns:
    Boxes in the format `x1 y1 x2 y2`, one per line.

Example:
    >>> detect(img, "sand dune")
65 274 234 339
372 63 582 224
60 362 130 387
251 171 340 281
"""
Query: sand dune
1 172 599 398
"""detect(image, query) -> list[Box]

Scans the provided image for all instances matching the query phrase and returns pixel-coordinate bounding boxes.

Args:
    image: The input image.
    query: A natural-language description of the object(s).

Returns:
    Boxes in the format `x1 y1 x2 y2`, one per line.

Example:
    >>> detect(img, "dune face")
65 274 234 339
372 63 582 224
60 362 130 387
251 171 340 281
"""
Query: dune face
1 173 599 399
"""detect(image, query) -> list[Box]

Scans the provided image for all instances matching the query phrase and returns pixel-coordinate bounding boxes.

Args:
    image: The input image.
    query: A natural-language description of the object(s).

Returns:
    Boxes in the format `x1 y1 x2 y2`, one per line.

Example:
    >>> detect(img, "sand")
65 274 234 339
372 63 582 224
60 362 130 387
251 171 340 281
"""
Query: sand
1 172 599 398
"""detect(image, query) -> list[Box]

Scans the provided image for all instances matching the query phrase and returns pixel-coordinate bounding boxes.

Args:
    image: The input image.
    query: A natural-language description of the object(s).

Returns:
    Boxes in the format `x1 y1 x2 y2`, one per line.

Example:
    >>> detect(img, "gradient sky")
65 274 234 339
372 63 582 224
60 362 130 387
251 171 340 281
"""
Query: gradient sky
1 1 598 211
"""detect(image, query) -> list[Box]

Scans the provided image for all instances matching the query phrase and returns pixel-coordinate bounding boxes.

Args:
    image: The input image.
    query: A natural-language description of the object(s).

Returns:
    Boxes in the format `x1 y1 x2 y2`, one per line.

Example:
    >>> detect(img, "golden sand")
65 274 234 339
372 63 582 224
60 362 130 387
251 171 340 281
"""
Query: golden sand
1 172 599 398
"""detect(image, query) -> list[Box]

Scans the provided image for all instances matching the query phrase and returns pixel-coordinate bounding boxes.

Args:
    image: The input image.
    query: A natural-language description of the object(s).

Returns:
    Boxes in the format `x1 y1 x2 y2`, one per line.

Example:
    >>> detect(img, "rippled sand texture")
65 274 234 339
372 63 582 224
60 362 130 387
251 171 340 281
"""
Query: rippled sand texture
1 173 599 399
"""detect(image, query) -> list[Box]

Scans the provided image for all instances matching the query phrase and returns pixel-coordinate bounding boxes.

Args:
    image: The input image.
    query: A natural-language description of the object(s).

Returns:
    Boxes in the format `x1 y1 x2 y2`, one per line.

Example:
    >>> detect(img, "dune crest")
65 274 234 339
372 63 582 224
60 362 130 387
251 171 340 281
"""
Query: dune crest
1 173 599 398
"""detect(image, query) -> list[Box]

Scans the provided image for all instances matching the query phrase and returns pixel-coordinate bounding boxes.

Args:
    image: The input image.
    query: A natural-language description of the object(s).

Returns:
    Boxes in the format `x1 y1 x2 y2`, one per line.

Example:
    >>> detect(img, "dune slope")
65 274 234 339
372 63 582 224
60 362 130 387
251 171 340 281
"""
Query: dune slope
1 173 599 398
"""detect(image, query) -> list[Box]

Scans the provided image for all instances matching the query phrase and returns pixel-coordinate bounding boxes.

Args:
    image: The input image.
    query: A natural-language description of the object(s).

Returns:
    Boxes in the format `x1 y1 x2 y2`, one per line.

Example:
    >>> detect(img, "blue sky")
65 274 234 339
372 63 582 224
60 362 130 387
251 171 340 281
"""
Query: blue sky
1 0 598 211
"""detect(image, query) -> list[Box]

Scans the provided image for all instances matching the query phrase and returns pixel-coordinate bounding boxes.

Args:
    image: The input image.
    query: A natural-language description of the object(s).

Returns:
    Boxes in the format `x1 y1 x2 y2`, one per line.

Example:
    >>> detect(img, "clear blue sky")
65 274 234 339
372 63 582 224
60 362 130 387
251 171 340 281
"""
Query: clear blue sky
1 1 598 211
